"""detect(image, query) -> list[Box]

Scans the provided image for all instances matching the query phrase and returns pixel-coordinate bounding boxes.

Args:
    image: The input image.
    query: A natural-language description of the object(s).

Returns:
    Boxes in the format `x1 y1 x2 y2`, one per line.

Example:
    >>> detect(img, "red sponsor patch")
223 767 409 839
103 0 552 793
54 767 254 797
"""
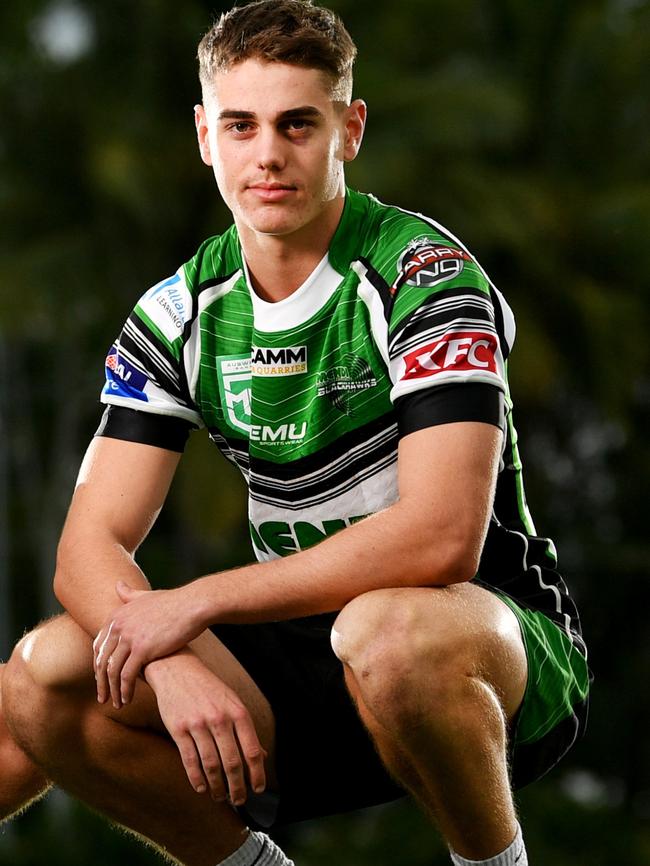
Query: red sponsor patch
392 242 473 295
105 353 118 371
402 331 498 379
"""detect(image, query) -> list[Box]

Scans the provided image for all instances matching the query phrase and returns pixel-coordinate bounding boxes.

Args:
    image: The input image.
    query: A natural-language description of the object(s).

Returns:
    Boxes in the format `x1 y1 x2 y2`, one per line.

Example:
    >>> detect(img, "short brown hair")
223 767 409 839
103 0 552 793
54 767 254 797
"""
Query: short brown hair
197 0 357 102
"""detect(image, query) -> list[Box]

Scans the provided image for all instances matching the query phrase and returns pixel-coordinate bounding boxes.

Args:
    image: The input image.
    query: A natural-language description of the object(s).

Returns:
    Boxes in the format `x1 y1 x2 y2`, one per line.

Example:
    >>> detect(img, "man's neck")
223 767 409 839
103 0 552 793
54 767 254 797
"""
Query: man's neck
237 195 346 303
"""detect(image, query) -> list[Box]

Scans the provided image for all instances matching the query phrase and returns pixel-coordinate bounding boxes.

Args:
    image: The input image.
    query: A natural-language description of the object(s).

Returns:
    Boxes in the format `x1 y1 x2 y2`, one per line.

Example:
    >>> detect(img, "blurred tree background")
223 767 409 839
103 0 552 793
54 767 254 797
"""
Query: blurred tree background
1 0 649 862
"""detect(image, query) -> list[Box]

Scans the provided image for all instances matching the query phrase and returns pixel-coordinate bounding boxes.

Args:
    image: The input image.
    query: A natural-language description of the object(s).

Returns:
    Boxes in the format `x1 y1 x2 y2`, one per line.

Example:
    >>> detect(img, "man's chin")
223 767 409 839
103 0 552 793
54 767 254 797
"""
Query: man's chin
243 215 304 238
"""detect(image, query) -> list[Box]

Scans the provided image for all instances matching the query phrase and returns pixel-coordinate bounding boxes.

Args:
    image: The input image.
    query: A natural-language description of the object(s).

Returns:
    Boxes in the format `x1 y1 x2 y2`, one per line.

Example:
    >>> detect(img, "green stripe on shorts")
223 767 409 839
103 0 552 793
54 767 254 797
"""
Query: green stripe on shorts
495 593 590 746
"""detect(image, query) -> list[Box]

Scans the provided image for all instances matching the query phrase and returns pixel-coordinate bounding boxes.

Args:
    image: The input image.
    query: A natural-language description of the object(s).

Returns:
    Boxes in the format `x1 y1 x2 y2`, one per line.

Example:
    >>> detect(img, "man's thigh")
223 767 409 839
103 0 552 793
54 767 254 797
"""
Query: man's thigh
10 614 277 752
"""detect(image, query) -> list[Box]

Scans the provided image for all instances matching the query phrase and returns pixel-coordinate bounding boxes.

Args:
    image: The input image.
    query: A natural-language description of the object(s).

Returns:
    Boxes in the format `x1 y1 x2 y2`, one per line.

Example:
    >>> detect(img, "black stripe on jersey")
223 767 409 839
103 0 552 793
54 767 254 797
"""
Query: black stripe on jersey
122 317 190 405
395 206 513 362
245 412 396 484
179 271 240 405
494 426 528 532
250 450 397 510
196 271 240 295
208 428 250 473
249 426 396 501
489 285 509 362
95 405 194 452
248 428 398 508
391 314 497 360
396 383 504 435
245 415 398 508
388 286 494 353
357 257 393 320
394 321 499 365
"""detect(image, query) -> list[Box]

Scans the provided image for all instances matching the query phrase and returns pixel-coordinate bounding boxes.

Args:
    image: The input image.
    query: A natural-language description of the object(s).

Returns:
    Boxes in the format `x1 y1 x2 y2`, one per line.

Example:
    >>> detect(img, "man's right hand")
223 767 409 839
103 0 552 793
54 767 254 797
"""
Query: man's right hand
143 650 268 806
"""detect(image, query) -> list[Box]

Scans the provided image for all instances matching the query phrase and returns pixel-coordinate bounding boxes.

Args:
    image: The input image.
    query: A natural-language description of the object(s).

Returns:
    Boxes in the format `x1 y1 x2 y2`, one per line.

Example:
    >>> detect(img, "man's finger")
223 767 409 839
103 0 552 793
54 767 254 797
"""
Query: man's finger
106 638 131 708
92 630 106 675
234 714 267 794
94 628 117 704
174 731 209 795
191 727 227 801
211 724 247 806
115 581 142 602
119 652 144 706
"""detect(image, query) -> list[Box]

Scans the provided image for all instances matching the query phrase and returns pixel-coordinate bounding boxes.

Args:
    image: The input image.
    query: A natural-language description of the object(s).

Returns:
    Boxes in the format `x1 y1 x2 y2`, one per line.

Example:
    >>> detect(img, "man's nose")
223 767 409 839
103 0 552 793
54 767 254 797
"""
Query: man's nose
255 128 287 172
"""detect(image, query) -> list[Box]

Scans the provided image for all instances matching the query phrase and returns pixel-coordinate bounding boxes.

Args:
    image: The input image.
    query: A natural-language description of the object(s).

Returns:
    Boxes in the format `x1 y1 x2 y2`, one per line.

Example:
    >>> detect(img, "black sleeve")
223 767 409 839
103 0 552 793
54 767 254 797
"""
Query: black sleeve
94 405 194 453
395 383 504 438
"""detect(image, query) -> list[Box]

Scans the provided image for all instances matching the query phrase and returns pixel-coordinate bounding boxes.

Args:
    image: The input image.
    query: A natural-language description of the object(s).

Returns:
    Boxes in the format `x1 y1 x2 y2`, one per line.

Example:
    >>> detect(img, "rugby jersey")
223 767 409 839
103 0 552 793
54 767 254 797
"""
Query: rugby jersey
98 188 586 655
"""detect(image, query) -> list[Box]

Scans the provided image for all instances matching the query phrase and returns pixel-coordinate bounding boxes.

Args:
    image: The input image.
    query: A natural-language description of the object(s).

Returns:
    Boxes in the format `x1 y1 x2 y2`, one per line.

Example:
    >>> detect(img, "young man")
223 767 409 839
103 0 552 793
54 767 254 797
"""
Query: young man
1 2 590 865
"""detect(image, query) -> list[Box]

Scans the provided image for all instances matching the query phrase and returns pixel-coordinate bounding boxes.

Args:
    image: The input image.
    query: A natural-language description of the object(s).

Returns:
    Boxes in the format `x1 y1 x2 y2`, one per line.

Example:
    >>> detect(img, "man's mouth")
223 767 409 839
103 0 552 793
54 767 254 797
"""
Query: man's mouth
247 182 297 201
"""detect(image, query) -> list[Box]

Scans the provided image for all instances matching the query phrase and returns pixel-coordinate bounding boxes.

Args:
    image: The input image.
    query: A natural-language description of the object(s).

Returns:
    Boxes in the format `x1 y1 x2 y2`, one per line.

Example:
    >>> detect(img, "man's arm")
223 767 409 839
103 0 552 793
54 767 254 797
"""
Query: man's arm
54 435 181 634
197 419 502 615
55 435 270 800
95 419 503 703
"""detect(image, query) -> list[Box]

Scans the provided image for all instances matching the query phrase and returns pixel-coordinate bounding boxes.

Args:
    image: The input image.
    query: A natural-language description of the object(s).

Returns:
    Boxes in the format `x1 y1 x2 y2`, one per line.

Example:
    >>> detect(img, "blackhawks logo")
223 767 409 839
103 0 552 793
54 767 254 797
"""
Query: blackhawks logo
316 354 377 416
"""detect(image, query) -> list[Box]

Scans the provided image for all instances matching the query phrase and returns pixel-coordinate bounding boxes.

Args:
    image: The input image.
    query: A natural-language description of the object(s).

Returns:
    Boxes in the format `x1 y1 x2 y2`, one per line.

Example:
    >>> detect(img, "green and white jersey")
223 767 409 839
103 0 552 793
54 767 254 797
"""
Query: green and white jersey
99 188 586 654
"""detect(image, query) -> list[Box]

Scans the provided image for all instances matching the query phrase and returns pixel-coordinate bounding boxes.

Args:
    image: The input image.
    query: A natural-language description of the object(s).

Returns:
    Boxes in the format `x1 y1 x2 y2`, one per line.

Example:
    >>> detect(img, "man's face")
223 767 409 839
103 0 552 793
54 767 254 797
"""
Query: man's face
195 59 365 240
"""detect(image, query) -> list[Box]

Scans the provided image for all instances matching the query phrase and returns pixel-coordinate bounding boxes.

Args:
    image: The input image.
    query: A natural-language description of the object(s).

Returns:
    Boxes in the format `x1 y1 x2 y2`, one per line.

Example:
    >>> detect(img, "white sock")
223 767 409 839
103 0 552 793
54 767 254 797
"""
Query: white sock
218 830 295 866
450 822 527 866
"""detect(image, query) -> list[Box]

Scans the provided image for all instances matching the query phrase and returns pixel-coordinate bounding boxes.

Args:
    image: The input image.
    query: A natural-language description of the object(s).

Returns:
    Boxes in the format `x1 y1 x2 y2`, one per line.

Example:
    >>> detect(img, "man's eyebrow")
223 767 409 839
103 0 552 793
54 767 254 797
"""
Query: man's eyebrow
217 110 256 121
278 106 324 120
217 106 324 122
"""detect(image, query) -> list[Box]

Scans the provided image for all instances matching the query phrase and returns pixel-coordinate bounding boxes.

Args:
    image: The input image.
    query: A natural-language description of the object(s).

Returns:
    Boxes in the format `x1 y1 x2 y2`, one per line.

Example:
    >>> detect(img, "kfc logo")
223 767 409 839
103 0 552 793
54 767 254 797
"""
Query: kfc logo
403 332 497 379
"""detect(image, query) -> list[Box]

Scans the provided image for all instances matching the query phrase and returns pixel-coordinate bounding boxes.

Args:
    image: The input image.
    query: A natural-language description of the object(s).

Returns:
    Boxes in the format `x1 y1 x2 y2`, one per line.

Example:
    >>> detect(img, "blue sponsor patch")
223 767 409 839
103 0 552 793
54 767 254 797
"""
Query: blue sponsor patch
104 348 149 402
149 273 181 298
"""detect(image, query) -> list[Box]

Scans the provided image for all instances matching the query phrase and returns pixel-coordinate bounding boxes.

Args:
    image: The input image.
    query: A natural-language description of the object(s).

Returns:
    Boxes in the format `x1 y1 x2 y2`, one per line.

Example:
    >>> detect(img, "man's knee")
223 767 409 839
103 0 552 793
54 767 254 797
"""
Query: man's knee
0 664 50 818
331 585 522 728
332 588 457 719
8 614 93 690
3 615 94 759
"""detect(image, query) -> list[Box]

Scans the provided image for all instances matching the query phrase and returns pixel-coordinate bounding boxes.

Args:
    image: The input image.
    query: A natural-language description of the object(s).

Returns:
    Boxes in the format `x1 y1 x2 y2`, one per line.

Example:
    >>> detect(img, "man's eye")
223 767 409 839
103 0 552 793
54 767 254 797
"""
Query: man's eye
285 119 313 132
229 122 252 134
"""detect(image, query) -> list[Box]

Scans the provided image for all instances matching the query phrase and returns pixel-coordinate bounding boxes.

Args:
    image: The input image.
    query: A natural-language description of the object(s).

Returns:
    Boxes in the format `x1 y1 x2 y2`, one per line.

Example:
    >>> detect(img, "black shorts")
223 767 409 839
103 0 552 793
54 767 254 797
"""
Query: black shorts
211 613 405 827
211 604 589 827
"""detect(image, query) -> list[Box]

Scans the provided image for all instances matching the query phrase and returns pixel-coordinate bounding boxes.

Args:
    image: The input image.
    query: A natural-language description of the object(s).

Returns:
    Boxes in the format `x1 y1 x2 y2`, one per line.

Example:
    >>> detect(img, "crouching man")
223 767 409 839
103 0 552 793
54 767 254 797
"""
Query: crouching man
1 3 590 865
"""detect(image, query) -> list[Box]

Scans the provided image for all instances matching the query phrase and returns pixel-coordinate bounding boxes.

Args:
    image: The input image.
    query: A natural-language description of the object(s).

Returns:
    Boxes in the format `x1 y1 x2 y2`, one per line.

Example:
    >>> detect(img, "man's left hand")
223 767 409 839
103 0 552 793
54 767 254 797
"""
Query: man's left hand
93 582 203 708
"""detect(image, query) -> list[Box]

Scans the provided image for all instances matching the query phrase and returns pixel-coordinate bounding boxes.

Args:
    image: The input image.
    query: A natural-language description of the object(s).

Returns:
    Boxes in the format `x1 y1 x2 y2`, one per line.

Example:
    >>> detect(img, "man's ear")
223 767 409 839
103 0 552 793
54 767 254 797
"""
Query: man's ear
343 99 367 162
194 104 213 166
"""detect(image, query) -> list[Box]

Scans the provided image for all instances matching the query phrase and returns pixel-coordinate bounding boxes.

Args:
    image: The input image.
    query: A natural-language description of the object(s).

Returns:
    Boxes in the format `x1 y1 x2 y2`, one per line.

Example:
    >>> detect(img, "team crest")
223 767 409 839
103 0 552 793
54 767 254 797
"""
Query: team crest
216 354 251 434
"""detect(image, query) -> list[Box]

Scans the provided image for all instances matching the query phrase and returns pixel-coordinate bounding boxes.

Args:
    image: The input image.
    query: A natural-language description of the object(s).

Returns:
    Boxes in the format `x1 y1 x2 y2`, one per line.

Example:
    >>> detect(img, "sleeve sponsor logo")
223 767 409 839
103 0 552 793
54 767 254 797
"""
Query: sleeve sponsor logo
402 331 498 380
251 345 307 376
142 272 191 340
392 238 473 295
104 347 149 401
